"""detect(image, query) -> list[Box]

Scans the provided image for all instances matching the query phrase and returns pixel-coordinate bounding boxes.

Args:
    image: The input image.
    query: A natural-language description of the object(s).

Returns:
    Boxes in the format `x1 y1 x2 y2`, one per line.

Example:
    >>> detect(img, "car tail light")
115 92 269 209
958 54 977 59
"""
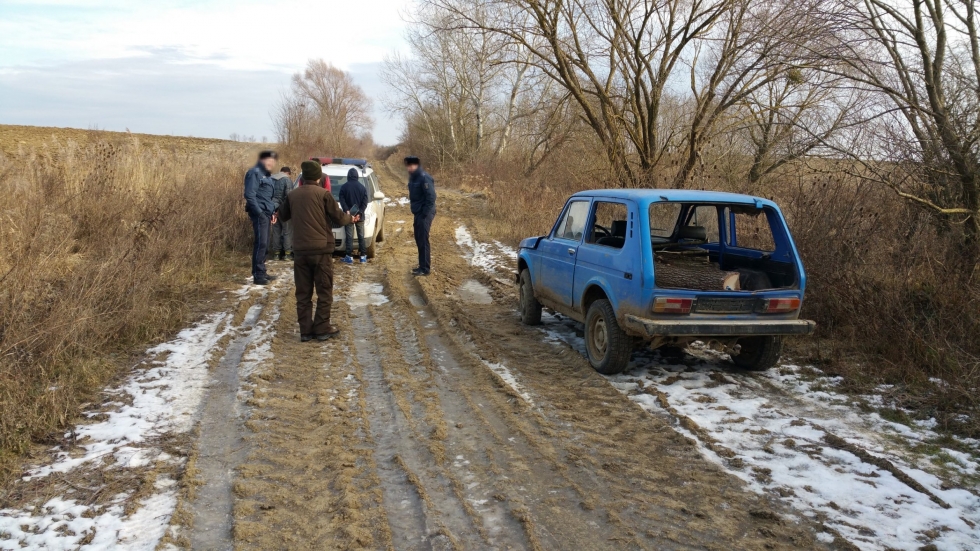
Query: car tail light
761 298 800 313
653 297 694 314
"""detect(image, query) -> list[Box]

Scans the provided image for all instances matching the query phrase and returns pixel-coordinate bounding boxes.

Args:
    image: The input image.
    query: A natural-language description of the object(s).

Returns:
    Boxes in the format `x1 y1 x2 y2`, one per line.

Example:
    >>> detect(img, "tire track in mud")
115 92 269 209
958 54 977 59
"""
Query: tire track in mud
349 293 456 551
187 286 282 550
348 264 550 550
382 271 640 550
341 249 636 550
230 266 389 550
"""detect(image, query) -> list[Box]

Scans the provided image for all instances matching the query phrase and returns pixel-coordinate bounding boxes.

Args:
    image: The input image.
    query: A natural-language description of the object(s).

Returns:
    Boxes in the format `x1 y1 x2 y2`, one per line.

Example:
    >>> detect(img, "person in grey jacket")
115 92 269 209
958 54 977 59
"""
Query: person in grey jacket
270 166 295 261
243 150 279 285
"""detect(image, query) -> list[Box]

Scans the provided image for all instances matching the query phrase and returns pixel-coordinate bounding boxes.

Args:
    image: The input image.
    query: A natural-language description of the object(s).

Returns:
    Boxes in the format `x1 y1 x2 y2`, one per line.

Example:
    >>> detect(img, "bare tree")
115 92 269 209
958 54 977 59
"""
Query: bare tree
423 0 830 187
274 60 374 157
382 3 575 169
737 66 864 183
827 0 980 246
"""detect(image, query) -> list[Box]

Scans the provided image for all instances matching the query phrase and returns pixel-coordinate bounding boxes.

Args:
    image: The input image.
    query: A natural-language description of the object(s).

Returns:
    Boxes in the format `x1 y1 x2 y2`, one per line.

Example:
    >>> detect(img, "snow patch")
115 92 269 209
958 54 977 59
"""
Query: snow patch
540 314 980 550
1 280 269 550
346 282 389 308
239 299 282 379
384 196 411 207
483 361 535 406
26 313 232 480
0 485 175 551
455 226 516 276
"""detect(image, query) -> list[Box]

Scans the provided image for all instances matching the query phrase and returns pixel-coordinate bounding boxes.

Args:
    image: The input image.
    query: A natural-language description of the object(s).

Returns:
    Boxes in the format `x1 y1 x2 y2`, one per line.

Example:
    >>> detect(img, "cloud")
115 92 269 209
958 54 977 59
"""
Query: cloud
0 0 411 71
0 1 410 144
0 51 401 144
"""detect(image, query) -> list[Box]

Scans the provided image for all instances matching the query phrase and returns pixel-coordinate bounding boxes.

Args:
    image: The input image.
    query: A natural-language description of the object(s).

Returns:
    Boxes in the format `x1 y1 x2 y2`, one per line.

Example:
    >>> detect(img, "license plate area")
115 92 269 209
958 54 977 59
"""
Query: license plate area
694 297 759 314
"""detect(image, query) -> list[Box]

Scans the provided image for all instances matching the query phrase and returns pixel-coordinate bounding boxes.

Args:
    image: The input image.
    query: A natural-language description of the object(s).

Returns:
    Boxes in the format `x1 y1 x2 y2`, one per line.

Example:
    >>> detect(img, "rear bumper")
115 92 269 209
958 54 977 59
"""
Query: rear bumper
623 315 816 338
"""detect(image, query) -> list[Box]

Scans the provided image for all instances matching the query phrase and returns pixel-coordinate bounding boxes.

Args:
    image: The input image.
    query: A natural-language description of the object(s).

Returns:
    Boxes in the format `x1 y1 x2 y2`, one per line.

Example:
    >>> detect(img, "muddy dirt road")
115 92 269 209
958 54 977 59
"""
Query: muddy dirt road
189 164 831 551
4 160 977 550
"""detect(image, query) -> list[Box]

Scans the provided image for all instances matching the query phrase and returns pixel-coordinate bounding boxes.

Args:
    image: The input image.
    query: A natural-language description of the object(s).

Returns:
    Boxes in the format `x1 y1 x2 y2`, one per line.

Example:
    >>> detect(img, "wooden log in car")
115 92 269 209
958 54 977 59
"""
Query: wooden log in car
655 261 741 291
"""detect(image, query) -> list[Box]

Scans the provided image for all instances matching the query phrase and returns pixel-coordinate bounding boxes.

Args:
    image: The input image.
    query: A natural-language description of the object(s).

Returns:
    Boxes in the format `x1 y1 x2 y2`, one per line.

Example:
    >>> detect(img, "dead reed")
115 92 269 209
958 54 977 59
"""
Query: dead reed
0 135 255 479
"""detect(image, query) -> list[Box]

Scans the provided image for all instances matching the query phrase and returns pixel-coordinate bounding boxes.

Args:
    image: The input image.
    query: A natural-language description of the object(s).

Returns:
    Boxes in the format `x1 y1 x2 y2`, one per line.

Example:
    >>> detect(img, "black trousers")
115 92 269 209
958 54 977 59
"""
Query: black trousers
414 211 435 273
248 211 270 280
294 253 334 336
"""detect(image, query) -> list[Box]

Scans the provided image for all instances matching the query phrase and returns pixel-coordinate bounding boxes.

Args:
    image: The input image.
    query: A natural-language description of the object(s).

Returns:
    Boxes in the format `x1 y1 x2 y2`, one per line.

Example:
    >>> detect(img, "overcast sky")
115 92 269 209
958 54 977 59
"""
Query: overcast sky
0 0 410 144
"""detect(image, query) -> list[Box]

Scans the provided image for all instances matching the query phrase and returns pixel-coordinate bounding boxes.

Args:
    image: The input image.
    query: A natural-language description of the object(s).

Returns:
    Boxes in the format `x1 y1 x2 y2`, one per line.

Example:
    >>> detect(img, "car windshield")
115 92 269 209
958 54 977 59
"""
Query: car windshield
327 174 373 200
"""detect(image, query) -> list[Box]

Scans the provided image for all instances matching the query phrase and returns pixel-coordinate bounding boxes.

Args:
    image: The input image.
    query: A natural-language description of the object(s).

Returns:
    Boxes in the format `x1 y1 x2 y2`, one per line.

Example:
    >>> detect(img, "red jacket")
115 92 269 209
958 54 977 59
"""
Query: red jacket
298 177 330 192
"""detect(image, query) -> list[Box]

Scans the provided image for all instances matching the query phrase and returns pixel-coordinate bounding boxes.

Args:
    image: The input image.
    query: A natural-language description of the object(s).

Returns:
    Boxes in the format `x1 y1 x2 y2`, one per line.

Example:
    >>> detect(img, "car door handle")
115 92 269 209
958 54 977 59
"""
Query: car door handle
567 248 576 255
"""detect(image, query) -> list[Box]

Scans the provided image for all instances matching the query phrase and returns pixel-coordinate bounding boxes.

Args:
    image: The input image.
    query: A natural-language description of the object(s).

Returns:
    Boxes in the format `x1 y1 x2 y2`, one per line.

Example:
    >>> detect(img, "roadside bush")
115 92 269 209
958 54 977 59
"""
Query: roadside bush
0 136 254 479
783 171 980 436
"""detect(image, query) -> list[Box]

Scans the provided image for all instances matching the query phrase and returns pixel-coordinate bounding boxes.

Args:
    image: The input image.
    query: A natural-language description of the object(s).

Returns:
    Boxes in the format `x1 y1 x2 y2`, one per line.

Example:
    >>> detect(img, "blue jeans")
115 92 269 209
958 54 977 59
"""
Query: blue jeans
249 211 270 281
345 220 366 256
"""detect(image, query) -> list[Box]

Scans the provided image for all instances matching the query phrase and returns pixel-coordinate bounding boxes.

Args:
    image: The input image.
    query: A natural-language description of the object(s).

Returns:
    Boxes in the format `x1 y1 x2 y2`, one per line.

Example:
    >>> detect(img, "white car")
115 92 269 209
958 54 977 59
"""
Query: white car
312 157 387 258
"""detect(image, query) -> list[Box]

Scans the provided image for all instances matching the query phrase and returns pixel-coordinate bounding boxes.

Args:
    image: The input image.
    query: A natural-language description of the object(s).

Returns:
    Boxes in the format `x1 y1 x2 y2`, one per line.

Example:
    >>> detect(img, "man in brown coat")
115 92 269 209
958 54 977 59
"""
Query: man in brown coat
278 161 358 341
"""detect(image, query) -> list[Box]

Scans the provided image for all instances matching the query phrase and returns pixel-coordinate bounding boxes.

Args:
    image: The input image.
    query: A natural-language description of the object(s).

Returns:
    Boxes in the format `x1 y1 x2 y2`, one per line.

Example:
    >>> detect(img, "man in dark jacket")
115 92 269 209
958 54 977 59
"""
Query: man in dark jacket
339 167 369 264
405 156 436 276
243 150 279 285
278 161 358 341
269 166 295 261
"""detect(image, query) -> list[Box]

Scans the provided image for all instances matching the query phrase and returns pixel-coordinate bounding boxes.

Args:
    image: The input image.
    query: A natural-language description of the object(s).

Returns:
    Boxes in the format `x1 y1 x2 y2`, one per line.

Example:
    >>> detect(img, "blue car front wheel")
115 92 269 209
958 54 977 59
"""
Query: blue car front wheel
519 269 542 325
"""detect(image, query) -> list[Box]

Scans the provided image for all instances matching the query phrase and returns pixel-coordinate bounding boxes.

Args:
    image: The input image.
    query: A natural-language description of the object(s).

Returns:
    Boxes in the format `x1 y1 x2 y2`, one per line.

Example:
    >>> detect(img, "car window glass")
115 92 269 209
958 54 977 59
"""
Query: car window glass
685 206 720 243
730 208 776 251
588 202 628 249
649 203 681 238
327 174 373 200
555 201 590 242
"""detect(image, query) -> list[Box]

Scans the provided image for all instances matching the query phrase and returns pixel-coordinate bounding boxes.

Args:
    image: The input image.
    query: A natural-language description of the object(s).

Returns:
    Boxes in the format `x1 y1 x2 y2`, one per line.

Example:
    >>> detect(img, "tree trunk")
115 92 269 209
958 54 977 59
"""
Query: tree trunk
655 259 741 291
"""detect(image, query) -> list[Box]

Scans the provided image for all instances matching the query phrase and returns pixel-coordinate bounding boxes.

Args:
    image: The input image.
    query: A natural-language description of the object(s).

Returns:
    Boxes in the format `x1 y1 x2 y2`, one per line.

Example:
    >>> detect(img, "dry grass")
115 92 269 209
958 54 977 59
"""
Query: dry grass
0 125 237 157
433 153 980 439
0 126 257 480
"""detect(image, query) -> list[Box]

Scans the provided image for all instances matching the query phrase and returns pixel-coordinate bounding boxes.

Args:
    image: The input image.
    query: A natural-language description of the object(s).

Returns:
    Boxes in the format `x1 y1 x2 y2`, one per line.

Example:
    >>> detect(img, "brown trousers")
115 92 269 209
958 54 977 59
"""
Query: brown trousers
294 253 334 336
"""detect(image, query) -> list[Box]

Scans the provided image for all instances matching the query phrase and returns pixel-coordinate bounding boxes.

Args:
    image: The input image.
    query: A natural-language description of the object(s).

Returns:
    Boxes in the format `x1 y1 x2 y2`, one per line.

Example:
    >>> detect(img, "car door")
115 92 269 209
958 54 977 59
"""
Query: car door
574 200 639 313
535 199 591 308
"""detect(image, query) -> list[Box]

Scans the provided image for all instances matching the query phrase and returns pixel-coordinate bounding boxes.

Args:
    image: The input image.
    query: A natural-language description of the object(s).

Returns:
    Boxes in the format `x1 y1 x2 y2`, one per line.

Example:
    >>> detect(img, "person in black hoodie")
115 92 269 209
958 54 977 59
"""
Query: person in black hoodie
339 168 369 263
405 156 436 276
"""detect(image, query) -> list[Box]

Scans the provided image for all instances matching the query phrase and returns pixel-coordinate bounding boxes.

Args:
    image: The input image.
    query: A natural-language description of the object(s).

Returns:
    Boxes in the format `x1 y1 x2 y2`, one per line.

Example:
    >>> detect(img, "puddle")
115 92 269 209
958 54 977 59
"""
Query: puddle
458 280 492 305
347 282 390 307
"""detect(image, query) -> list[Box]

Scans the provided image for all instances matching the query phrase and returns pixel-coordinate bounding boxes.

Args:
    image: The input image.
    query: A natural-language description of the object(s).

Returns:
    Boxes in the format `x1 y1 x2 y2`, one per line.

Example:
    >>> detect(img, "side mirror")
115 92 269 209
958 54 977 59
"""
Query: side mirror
374 191 386 200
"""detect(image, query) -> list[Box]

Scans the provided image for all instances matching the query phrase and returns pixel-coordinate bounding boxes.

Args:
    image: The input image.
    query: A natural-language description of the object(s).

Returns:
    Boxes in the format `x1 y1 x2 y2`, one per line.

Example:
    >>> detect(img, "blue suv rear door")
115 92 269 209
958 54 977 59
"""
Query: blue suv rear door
535 199 591 308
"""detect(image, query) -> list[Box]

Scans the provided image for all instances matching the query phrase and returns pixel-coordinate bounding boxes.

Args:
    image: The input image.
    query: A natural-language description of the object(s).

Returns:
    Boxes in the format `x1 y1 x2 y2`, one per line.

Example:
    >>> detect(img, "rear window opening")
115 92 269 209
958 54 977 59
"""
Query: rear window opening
650 203 796 292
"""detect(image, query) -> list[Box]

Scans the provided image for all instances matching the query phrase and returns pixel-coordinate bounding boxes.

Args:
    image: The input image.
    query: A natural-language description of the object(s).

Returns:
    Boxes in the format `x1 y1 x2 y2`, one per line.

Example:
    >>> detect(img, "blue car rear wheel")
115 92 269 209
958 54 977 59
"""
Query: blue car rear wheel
732 336 782 371
585 299 632 375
